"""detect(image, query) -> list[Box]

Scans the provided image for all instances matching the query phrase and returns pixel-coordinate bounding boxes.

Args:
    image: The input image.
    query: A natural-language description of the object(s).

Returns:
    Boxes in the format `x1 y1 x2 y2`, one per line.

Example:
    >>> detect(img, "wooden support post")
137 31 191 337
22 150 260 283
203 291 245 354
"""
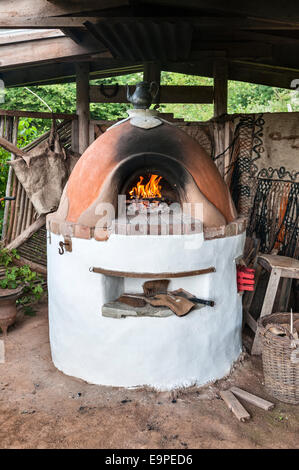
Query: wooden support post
213 59 228 117
143 62 161 104
76 62 90 154
2 117 18 242
251 268 282 355
143 62 161 84
71 119 79 153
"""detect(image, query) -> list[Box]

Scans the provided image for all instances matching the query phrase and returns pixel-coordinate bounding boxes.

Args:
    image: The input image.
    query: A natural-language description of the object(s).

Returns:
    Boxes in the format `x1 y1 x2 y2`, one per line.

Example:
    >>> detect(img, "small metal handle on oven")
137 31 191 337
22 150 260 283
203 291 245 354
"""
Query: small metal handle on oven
58 237 72 255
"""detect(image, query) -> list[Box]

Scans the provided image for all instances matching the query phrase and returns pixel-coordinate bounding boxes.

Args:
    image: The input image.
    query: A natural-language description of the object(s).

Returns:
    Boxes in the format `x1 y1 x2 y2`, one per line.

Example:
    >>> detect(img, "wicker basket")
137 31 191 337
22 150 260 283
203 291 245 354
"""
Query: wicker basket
258 312 299 404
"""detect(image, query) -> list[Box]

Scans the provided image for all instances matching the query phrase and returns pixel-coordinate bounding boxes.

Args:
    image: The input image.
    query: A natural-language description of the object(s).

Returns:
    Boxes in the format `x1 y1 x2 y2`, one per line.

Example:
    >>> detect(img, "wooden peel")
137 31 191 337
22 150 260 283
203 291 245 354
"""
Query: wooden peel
117 294 146 308
118 292 195 316
147 293 195 316
143 280 170 297
171 288 215 307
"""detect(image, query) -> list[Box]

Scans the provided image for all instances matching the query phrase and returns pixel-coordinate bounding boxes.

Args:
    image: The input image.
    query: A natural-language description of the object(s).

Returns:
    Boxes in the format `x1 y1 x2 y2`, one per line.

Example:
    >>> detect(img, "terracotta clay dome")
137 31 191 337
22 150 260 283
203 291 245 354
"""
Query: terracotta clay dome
47 112 239 240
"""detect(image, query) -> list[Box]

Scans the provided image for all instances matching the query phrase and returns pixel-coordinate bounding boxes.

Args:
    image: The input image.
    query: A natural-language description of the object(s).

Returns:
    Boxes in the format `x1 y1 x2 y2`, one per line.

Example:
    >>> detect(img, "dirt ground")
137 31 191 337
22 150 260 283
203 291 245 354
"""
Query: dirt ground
0 302 298 449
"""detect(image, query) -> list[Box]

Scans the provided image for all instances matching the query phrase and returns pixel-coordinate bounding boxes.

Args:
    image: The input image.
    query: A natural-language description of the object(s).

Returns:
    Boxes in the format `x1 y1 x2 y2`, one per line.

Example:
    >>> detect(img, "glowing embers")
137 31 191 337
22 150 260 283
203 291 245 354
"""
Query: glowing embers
129 174 162 200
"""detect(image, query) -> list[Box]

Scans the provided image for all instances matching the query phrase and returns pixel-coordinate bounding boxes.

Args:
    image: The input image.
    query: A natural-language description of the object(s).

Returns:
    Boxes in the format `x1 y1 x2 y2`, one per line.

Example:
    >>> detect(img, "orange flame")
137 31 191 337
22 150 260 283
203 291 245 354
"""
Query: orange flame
129 174 163 199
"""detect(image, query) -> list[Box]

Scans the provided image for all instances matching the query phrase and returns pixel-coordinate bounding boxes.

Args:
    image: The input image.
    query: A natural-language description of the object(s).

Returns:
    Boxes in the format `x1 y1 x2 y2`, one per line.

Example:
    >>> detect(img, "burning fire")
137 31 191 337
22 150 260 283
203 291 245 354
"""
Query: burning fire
129 174 163 199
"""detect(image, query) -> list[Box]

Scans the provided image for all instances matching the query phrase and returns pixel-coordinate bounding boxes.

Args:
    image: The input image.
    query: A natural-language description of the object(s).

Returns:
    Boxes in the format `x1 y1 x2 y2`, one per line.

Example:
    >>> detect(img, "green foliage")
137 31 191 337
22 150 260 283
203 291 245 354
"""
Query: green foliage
3 71 298 125
0 247 44 313
0 247 20 266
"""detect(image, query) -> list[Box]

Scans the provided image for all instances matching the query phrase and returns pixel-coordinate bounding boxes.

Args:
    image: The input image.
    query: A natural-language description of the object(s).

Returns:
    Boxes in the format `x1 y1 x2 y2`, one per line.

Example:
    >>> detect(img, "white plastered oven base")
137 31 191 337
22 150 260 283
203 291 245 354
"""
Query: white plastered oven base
47 231 245 390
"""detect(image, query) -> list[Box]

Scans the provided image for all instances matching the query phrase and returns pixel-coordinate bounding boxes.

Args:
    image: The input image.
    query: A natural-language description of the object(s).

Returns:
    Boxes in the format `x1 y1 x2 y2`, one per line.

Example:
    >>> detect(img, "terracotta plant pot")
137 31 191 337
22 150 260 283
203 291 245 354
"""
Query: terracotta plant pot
0 286 24 336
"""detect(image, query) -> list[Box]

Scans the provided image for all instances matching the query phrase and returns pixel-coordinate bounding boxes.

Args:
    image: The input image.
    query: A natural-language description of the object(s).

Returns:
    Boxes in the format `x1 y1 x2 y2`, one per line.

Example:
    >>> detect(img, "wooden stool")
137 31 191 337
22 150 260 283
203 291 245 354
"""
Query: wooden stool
251 254 299 355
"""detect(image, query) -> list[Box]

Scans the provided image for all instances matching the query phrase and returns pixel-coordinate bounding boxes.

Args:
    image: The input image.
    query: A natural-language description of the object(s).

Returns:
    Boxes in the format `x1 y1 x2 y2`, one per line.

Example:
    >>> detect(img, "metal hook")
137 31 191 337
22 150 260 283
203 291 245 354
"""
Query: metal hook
58 241 65 255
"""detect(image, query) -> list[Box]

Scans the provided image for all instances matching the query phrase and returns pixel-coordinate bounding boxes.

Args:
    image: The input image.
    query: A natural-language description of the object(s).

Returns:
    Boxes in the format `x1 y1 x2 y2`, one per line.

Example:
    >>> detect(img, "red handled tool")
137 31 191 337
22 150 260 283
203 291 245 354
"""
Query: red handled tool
237 265 255 292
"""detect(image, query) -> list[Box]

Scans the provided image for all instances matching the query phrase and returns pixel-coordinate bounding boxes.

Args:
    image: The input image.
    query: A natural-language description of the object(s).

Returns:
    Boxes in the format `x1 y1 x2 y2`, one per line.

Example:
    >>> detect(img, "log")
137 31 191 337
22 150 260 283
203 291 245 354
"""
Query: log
220 390 251 422
0 135 25 158
230 387 274 411
5 216 46 251
0 109 77 121
13 256 47 277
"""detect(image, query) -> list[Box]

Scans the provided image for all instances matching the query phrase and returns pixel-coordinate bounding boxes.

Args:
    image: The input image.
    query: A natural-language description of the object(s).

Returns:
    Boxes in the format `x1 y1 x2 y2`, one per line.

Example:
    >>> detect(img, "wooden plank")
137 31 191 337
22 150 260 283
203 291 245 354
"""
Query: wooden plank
89 85 214 104
0 15 298 30
11 180 22 241
230 387 274 411
92 266 216 278
251 267 282 355
258 254 299 273
220 390 250 422
71 120 79 153
0 36 110 70
165 60 298 90
21 195 29 233
0 29 64 45
193 30 299 47
192 42 273 60
0 109 77 120
2 61 143 88
260 268 282 318
140 1 299 23
89 121 95 145
244 311 257 333
16 186 26 237
5 216 46 251
213 59 228 117
0 1 129 19
76 63 90 154
1 117 17 241
229 61 299 90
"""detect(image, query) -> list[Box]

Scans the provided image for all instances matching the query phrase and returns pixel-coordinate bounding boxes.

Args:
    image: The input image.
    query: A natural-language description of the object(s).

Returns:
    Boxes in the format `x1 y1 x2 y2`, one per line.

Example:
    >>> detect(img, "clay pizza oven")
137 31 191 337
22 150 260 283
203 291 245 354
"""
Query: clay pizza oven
46 83 246 390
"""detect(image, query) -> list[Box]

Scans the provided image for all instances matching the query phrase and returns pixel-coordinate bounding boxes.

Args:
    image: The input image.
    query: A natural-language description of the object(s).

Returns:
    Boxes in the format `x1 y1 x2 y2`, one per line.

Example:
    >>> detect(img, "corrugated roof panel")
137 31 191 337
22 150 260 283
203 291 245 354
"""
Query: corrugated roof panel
85 20 193 61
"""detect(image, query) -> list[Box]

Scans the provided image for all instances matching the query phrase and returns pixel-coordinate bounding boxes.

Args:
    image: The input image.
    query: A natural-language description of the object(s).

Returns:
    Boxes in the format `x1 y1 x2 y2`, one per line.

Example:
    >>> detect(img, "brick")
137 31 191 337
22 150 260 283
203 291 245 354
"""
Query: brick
225 222 238 237
60 222 74 238
204 225 225 240
50 220 61 235
74 224 91 240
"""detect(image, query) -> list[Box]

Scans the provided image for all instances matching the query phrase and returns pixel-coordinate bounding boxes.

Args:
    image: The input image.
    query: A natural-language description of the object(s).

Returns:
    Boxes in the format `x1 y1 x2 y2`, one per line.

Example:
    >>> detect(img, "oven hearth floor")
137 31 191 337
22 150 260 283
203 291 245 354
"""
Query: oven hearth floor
102 301 173 318
102 300 204 318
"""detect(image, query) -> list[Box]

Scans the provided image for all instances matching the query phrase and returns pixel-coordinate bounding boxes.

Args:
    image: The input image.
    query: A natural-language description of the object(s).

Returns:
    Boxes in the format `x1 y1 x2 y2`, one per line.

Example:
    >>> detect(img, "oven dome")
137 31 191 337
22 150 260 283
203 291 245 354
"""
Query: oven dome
47 111 238 240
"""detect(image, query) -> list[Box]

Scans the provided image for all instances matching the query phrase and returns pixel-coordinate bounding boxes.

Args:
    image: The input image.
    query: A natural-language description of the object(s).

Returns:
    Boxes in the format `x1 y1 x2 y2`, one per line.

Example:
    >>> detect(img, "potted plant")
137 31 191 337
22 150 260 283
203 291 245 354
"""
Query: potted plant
0 247 44 336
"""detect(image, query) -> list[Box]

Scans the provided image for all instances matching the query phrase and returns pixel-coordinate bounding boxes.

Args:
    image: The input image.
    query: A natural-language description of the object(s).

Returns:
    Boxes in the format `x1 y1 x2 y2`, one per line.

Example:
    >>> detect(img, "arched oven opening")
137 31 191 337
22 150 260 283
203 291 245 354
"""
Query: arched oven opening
111 152 188 218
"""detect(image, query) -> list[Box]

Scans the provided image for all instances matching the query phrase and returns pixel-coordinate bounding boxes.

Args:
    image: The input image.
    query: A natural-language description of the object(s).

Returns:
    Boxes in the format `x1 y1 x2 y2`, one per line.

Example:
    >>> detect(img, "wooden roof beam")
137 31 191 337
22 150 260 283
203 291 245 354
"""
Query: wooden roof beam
141 0 299 23
163 60 299 89
0 0 129 18
89 84 214 103
0 35 110 70
0 29 64 45
0 16 298 30
0 60 143 88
